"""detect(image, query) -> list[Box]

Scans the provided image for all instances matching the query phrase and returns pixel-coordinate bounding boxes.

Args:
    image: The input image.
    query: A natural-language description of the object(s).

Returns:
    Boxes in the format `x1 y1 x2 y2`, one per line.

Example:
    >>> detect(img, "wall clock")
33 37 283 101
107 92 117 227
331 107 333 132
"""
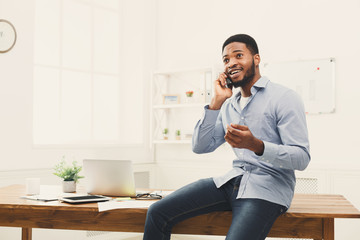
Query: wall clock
0 19 17 53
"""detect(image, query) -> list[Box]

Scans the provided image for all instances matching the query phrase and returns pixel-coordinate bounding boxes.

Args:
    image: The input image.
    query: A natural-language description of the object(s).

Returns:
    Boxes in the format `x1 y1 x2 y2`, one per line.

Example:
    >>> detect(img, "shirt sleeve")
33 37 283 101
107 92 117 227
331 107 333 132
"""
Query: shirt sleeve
192 105 226 154
259 90 311 171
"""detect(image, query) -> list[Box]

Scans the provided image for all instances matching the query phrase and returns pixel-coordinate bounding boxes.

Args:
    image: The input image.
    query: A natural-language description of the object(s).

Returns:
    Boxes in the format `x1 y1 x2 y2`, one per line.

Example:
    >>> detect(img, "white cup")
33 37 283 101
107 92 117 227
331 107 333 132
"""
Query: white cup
26 178 40 195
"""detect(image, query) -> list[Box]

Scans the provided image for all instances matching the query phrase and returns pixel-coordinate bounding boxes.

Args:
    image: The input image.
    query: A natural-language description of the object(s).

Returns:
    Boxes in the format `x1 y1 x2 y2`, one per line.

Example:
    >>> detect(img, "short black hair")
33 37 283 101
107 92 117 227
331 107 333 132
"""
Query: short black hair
222 34 259 55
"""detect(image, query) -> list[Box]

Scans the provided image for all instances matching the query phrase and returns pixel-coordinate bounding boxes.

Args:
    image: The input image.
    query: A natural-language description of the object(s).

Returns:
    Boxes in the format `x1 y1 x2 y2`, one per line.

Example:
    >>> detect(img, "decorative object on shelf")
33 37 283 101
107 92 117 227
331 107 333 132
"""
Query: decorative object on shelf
184 132 193 140
163 128 169 140
53 158 84 193
0 19 17 53
163 94 180 104
185 90 194 103
175 129 181 140
185 90 194 97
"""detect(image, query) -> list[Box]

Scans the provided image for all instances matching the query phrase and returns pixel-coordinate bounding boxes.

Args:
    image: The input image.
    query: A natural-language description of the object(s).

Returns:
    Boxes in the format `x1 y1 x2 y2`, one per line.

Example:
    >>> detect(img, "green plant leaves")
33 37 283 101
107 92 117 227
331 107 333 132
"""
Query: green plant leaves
53 160 84 182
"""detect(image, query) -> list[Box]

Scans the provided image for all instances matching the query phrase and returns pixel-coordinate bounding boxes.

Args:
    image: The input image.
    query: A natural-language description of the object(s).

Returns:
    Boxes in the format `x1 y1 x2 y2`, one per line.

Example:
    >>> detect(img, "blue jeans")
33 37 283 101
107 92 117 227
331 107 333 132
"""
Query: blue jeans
143 176 287 240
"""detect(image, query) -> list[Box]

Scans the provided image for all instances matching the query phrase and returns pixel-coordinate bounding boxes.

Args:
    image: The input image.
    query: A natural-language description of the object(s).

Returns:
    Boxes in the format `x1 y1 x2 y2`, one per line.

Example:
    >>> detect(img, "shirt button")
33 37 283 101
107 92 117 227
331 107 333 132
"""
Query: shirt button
241 117 244 120
266 160 270 163
261 157 265 160
280 165 283 168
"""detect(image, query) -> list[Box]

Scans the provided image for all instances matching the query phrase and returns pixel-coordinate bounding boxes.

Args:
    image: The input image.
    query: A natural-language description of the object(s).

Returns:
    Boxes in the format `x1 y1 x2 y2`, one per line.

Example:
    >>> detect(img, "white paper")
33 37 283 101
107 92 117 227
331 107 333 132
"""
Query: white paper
21 195 59 202
153 190 174 197
98 200 157 212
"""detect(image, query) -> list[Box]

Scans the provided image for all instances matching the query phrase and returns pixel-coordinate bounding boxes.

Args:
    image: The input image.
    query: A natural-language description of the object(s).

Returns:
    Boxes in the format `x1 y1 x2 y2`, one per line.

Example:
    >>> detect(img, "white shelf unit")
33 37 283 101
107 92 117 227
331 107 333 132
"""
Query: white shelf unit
150 67 217 147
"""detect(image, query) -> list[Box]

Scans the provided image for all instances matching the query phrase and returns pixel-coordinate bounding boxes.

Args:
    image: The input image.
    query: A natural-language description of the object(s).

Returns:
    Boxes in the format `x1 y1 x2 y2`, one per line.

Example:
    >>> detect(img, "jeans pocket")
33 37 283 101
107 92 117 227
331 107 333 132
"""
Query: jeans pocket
230 176 243 196
278 206 288 216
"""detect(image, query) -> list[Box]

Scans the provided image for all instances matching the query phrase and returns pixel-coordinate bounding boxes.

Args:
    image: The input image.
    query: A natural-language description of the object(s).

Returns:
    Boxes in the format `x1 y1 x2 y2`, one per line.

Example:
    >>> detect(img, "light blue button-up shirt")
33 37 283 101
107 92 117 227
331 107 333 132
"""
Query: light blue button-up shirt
192 76 310 208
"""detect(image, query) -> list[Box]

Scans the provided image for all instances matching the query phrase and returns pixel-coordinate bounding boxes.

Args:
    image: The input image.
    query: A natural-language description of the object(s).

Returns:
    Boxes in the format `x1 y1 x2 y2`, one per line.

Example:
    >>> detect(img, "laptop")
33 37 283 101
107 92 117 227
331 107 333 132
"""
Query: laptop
83 159 136 197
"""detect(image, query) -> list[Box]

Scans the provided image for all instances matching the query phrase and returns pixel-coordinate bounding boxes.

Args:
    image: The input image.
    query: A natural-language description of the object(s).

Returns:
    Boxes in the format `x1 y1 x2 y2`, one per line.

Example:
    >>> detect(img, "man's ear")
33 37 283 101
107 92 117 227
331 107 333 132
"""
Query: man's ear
254 54 260 66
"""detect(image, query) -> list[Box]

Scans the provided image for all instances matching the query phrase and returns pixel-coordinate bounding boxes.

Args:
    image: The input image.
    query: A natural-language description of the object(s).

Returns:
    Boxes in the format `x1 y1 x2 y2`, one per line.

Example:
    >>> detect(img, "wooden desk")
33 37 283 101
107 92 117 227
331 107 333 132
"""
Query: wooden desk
0 185 359 240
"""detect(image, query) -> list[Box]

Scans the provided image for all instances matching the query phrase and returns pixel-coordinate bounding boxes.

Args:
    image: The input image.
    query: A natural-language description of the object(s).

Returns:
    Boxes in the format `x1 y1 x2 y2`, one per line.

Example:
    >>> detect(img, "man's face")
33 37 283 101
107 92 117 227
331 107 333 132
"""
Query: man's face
222 42 256 88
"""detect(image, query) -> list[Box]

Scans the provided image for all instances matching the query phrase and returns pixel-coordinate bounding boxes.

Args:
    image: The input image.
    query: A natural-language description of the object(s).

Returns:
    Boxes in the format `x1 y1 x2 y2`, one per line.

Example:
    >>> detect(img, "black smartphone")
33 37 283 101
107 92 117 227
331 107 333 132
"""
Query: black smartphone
225 73 233 88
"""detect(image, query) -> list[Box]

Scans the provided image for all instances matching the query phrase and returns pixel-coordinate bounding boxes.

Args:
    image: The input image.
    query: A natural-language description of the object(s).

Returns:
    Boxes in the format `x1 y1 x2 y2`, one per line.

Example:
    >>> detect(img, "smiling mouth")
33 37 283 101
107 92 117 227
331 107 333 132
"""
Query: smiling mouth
228 68 244 76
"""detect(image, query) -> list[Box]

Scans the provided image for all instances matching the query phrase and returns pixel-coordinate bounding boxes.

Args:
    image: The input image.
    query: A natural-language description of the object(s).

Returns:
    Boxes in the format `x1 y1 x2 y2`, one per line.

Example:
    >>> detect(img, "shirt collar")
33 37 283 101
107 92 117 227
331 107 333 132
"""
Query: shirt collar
233 76 270 101
253 76 269 89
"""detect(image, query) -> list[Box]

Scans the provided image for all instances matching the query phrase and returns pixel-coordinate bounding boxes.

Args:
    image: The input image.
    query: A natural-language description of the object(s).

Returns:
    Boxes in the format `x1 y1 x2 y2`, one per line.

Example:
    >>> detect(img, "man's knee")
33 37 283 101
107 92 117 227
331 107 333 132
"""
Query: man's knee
146 200 166 221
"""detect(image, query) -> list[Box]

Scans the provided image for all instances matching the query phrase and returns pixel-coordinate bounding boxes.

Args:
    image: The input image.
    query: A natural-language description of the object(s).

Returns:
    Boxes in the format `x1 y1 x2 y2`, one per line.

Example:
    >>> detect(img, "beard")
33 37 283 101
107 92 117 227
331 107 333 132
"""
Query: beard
232 60 255 88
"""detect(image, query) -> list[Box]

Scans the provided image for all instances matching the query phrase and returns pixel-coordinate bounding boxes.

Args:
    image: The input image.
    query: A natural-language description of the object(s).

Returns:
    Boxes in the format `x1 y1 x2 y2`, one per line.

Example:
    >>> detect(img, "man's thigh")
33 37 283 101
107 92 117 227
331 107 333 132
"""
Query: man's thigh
226 198 287 240
149 178 231 226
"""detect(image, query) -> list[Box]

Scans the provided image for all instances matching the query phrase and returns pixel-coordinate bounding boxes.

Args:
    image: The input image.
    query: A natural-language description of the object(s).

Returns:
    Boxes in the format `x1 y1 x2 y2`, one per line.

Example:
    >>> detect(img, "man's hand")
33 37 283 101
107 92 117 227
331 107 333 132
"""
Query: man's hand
225 123 264 155
209 73 233 110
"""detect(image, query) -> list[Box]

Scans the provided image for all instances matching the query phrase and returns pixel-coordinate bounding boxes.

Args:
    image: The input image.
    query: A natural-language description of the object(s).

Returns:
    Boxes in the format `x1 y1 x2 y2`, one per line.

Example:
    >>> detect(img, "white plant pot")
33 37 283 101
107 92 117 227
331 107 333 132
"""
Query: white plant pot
62 180 76 193
185 96 193 103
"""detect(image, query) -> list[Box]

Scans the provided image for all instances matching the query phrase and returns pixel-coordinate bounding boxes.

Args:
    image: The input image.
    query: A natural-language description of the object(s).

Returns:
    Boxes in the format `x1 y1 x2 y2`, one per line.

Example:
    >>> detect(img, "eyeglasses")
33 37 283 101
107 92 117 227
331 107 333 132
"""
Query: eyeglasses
136 193 162 200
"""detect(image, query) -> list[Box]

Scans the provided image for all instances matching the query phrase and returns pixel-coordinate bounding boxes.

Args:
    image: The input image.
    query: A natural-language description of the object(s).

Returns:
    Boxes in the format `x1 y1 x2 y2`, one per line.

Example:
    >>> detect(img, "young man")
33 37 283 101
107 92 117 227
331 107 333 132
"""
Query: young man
143 34 310 240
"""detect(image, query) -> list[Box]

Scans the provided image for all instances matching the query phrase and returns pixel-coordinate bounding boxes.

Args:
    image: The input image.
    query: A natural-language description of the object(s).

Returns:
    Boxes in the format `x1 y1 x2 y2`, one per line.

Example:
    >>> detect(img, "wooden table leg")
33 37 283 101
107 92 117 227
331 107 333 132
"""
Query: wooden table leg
22 228 32 240
323 218 334 240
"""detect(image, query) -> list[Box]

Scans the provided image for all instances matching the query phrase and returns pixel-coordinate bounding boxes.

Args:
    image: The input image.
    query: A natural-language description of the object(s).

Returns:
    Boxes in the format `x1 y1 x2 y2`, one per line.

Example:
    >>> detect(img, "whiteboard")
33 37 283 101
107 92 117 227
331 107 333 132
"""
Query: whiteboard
262 58 336 114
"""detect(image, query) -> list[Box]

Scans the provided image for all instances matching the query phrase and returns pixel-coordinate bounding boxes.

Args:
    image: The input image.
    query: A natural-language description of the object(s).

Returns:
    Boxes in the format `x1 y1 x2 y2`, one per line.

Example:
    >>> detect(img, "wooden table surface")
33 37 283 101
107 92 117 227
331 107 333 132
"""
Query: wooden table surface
285 193 360 218
0 184 359 240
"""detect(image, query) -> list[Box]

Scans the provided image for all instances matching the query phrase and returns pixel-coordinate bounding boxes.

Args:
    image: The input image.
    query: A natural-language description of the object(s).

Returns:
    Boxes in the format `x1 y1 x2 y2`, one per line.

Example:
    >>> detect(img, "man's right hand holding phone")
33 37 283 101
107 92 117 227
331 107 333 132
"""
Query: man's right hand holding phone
209 72 233 110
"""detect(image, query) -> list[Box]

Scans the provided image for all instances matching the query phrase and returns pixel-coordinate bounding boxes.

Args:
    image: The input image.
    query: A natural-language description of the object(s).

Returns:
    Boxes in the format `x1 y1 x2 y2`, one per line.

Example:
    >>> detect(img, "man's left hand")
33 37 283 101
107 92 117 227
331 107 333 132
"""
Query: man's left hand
225 123 264 155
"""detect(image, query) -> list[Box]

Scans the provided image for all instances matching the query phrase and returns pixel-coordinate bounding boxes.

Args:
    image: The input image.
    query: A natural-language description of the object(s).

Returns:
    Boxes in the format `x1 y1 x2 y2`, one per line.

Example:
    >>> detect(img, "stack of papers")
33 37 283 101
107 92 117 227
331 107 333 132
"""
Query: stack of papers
21 195 59 202
97 190 174 212
98 200 157 212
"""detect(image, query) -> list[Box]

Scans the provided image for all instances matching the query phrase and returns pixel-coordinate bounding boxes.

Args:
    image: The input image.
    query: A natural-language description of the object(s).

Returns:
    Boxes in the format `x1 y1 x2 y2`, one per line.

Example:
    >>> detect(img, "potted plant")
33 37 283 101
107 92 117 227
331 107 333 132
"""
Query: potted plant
53 159 84 193
185 90 194 103
163 128 169 140
185 90 194 97
175 129 181 140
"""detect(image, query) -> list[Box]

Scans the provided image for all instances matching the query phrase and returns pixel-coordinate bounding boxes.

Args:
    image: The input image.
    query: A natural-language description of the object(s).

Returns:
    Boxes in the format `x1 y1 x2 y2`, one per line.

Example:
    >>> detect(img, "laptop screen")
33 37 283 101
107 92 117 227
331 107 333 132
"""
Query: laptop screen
83 159 136 197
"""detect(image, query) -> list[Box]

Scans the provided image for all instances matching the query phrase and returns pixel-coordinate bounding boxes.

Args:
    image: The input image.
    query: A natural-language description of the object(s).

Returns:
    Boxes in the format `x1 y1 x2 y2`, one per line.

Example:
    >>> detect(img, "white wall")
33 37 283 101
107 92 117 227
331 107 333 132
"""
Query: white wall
0 0 157 171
